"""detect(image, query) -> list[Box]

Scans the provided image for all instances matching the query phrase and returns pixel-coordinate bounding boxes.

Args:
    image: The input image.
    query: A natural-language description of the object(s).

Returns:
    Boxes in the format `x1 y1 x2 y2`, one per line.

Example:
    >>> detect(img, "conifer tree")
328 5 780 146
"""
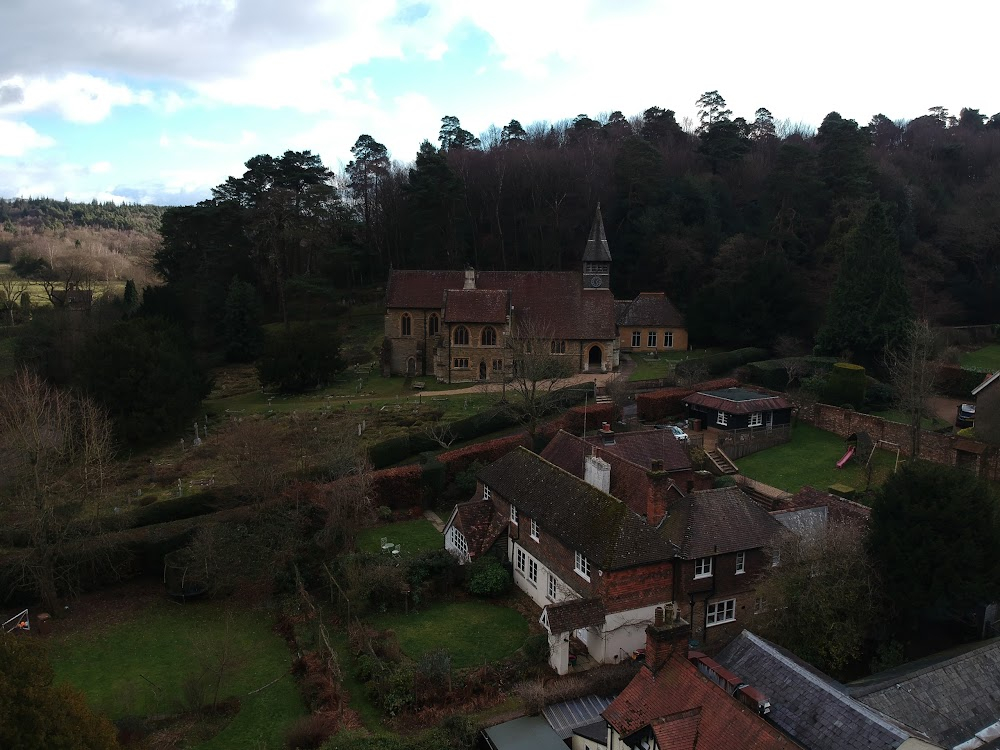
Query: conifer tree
222 277 263 363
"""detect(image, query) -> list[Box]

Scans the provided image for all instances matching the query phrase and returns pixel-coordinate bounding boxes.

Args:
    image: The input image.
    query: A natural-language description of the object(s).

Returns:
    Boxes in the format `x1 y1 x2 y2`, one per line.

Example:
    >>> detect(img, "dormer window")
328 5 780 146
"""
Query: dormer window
694 557 713 579
510 504 518 524
574 551 591 581
483 485 491 502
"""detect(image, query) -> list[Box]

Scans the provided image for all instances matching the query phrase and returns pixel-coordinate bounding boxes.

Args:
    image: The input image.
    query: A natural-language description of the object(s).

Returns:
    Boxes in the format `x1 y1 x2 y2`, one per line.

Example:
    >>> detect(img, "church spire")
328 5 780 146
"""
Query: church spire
583 202 612 263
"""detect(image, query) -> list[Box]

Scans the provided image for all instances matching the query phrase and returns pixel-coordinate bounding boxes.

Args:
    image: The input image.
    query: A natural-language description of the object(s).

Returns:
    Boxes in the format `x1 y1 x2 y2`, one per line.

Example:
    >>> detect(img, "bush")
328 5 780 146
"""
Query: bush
129 491 224 527
864 381 894 411
521 634 551 666
465 558 512 597
741 356 840 391
285 713 340 749
936 364 990 398
821 363 866 407
713 475 737 488
675 348 767 380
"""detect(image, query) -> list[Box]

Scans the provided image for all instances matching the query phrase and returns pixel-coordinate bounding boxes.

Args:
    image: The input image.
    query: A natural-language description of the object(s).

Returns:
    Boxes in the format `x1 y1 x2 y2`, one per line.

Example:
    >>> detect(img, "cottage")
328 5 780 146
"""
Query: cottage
383 207 619 382
615 291 688 355
684 386 792 431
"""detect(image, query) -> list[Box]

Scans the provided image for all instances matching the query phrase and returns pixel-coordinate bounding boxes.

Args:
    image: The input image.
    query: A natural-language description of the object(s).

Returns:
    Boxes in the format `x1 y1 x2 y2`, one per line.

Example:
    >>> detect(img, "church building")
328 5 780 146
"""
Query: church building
383 207 620 383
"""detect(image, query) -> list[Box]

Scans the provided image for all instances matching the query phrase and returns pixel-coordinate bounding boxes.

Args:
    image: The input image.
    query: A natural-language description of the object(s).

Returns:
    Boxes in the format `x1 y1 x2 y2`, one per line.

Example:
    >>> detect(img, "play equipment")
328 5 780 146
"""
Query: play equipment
836 445 856 468
2 609 30 634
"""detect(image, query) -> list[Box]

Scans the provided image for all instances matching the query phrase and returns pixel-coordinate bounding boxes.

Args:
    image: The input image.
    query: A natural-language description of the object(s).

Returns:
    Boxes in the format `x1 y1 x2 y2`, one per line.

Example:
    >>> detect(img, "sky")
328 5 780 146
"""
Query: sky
1 0 997 206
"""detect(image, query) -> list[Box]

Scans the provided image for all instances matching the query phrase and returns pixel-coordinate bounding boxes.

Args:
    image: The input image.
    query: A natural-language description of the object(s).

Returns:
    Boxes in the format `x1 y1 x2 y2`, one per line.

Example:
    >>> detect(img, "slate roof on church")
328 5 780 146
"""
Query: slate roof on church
603 655 797 749
658 486 782 559
443 288 510 323
386 270 616 339
617 292 685 328
477 447 673 570
583 205 612 262
716 632 911 750
847 637 1000 748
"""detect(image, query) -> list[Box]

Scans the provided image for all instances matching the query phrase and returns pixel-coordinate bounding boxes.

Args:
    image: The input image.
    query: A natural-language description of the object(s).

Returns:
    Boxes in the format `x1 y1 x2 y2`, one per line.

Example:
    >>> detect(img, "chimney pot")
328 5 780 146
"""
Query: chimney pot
651 458 664 472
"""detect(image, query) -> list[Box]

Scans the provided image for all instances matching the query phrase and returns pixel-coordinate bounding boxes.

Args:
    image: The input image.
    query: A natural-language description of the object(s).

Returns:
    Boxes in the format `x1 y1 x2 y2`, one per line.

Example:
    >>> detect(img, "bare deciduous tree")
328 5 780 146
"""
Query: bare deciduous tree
885 320 940 456
0 273 29 326
0 370 118 610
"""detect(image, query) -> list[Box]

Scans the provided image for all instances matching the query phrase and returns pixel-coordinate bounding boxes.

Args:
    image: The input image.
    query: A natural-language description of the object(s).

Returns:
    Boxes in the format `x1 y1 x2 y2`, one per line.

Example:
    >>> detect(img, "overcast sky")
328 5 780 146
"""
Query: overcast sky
1 0 997 205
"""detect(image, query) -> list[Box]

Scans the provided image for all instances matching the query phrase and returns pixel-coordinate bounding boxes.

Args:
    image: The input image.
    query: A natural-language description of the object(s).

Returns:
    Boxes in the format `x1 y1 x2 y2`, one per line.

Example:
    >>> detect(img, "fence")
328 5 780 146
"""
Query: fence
716 424 791 460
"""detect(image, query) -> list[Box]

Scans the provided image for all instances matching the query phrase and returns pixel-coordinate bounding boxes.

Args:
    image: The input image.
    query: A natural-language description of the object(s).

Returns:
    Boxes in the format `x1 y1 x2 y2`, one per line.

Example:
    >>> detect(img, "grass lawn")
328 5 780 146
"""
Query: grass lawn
627 348 723 382
961 344 1000 372
371 601 529 669
737 422 901 496
357 519 442 554
49 598 304 749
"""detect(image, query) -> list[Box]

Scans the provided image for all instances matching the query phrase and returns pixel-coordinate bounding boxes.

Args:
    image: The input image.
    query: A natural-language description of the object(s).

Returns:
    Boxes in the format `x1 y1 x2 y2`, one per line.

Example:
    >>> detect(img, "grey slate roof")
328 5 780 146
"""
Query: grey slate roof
478 448 674 571
658 487 783 559
543 694 615 740
583 205 612 262
848 637 1000 748
716 631 911 750
616 292 685 328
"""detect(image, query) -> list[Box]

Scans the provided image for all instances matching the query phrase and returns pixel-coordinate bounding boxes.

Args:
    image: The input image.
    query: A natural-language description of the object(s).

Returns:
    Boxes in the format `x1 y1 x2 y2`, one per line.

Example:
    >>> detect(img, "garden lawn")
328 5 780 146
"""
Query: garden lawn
357 519 442 554
371 601 528 669
961 344 1000 372
627 348 722 382
49 599 304 749
736 423 900 496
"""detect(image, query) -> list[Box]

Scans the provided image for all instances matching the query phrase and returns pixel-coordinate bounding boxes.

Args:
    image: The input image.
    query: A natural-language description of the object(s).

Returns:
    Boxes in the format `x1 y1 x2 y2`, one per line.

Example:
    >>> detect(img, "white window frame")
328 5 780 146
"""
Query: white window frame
772 549 781 567
664 330 674 348
483 485 491 501
631 330 641 347
574 551 591 581
716 411 728 427
450 527 468 556
748 412 763 428
516 548 525 573
754 596 767 614
647 331 657 348
547 572 557 600
530 518 538 541
528 558 538 585
510 504 518 524
694 557 713 579
735 551 745 575
707 598 736 626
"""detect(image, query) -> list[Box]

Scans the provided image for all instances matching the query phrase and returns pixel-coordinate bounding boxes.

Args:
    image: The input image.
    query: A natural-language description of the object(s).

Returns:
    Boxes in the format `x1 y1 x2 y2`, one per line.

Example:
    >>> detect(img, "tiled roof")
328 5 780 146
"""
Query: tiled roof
716 631 910 750
653 710 701 750
659 487 782 559
848 637 1000 748
684 388 791 415
477 448 674 570
450 499 507 558
386 270 617 339
584 430 691 473
443 288 510 323
582 205 612 262
572 720 608 744
603 655 797 749
544 597 607 634
972 370 1000 396
780 486 871 526
617 292 685 328
543 694 615 740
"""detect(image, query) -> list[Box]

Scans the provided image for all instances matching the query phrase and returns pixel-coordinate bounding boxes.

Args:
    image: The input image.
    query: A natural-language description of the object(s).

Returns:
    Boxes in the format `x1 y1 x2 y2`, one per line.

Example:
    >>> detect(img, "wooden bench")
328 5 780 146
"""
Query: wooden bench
412 381 425 391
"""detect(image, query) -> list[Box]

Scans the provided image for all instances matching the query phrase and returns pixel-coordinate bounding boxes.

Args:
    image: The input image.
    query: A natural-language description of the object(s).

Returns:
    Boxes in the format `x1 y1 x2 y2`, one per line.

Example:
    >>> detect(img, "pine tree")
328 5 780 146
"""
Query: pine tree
816 202 912 366
222 278 263 363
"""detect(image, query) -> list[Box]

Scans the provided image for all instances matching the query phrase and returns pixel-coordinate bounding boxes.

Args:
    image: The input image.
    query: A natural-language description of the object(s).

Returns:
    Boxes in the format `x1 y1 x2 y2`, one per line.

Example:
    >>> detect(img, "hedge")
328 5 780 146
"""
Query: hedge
368 410 521 469
821 363 866 407
936 364 991 399
740 357 840 391
635 377 740 422
675 348 768 380
559 403 614 434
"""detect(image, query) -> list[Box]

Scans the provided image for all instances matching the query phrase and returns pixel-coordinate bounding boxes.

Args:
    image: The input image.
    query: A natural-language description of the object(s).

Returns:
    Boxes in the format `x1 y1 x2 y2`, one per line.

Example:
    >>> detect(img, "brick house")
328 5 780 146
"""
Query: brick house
383 208 619 382
603 610 801 750
615 292 688 355
658 486 784 650
972 371 1000 445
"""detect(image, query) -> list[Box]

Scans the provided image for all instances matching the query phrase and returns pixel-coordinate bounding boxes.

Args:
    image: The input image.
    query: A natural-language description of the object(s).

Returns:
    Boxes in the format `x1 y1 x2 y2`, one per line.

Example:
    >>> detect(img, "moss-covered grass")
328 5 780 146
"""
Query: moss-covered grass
357 519 442 554
961 344 1000 372
627 348 724 382
371 602 529 669
49 598 304 749
737 423 901 496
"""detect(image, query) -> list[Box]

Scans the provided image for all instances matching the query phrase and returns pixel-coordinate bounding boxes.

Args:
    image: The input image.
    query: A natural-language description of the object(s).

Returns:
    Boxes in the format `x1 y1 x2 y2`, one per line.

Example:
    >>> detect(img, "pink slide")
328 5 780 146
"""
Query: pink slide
836 446 855 468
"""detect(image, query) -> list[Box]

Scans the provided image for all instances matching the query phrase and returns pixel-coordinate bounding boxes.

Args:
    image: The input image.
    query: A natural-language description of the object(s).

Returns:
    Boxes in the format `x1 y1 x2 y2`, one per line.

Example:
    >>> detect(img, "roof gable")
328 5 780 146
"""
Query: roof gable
972 370 1000 396
659 487 782 559
617 292 685 328
478 447 673 570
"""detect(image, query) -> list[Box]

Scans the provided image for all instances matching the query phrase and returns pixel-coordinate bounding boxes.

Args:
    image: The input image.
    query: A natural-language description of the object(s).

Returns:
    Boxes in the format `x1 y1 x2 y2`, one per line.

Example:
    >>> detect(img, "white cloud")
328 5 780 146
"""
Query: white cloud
0 73 147 123
0 119 55 156
89 161 112 174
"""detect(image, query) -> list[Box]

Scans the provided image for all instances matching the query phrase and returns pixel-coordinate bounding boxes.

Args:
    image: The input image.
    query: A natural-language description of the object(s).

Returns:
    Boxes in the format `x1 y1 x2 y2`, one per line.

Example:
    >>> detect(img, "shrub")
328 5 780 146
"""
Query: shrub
821 363 866 407
741 356 840 391
936 364 990 398
465 558 512 597
285 714 340 749
521 634 551 666
713 475 737 488
864 381 894 411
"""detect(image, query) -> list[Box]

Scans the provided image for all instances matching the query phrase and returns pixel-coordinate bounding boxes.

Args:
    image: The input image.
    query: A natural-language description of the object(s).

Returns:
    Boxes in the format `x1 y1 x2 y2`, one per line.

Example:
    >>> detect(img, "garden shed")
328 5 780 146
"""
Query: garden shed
683 387 792 431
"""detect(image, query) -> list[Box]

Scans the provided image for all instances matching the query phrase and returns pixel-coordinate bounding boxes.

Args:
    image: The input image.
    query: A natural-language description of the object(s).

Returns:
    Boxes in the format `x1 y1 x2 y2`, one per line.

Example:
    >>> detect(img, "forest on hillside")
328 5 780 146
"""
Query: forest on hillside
151 95 1000 354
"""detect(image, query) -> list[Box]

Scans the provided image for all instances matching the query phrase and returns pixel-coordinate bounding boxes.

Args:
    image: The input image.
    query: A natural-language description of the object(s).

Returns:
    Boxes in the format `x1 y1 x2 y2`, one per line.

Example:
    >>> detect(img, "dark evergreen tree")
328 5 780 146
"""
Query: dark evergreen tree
121 278 138 317
816 112 871 201
869 461 1000 630
404 141 466 266
816 201 911 365
256 324 344 393
222 278 263 363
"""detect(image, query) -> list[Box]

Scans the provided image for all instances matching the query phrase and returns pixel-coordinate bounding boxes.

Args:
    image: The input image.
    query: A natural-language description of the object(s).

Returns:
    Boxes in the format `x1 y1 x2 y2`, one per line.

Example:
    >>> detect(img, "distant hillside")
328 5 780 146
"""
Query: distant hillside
0 197 164 235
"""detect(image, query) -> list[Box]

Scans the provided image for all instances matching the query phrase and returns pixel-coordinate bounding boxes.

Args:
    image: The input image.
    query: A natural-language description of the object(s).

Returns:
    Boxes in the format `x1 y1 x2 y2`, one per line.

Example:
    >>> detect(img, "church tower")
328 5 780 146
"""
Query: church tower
582 203 612 290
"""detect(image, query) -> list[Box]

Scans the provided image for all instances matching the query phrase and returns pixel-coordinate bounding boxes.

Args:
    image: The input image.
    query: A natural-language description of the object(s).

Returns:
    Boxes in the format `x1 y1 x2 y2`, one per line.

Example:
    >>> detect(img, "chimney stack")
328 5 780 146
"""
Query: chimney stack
644 606 690 673
651 458 664 472
463 268 476 290
600 422 615 446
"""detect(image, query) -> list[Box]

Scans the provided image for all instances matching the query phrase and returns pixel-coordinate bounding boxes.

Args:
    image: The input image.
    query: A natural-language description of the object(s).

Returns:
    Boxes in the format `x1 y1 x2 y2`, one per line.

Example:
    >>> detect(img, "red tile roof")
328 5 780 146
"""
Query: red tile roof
544 597 607 634
443 288 510 323
652 710 701 750
584 430 691 473
386 270 617 339
683 388 791 415
603 656 798 749
617 292 685 328
450 499 507 558
659 487 782 559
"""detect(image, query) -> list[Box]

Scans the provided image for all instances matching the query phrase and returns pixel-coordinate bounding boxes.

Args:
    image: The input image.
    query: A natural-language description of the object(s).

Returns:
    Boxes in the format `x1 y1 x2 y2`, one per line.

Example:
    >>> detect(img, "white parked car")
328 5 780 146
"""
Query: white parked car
669 425 689 442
